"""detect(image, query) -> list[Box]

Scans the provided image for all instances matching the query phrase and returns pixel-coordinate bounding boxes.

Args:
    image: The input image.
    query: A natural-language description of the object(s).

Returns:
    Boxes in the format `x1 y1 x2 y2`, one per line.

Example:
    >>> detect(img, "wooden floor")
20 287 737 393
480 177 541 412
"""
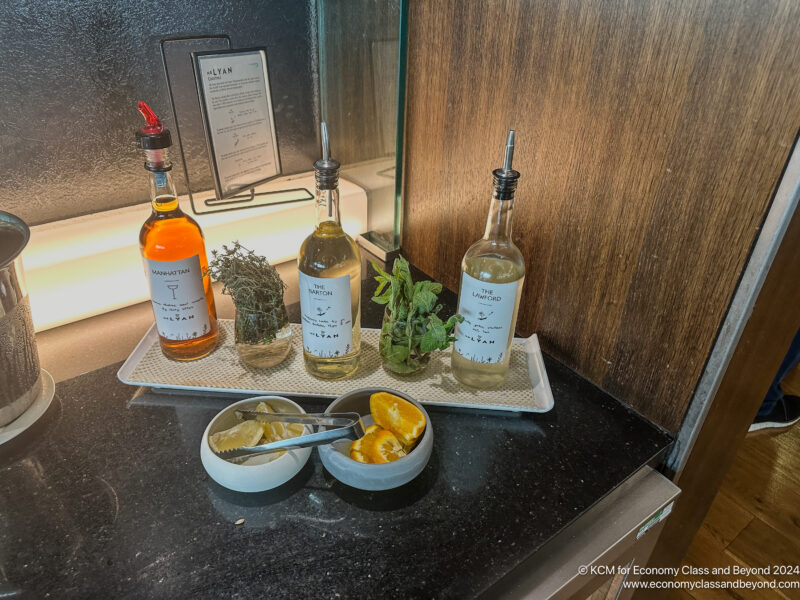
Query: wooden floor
670 366 800 600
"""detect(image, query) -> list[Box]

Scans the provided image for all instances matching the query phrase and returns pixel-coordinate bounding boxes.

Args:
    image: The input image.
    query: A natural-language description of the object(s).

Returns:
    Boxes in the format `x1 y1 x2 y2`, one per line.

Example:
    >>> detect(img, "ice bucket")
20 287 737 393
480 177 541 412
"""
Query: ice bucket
0 211 41 427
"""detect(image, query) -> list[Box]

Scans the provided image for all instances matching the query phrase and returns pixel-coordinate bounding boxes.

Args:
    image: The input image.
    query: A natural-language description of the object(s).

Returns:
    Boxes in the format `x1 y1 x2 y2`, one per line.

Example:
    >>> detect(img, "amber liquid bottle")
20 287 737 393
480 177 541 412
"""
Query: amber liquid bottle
136 101 219 361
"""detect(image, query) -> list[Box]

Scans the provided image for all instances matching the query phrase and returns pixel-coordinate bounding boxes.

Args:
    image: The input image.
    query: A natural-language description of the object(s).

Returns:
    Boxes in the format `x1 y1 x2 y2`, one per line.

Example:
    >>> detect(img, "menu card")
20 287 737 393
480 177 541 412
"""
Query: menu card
194 48 281 199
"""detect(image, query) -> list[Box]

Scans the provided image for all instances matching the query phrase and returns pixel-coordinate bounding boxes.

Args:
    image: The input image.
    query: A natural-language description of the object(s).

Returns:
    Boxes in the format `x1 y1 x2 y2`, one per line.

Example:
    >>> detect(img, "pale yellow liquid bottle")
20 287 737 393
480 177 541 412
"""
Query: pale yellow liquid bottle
297 123 361 379
452 131 525 388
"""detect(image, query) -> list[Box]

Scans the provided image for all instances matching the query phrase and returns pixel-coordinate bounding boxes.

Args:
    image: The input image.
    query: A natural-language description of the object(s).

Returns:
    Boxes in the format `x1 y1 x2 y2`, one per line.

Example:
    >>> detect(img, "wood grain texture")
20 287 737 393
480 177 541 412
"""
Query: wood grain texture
727 518 800 599
666 591 695 600
693 490 752 551
585 577 613 600
677 423 800 600
646 160 800 587
722 432 800 546
677 526 776 600
401 0 800 431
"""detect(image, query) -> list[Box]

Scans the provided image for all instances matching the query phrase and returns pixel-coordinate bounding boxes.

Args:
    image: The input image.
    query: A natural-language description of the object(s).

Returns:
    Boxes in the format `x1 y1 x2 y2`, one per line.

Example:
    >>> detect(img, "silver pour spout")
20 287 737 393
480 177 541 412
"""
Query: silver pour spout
321 121 330 161
322 121 331 216
314 121 340 215
491 129 520 200
503 130 515 173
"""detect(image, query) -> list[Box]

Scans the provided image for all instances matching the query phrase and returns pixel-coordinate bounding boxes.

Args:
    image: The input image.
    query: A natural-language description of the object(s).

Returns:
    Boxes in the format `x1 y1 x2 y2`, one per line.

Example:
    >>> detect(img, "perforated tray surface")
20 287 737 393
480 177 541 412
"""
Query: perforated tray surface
118 320 553 412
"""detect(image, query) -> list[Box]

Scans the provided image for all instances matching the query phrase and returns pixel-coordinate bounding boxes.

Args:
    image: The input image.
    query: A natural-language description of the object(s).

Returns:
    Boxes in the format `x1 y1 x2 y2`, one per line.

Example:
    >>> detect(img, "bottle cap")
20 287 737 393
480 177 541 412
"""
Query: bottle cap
135 101 173 150
314 122 340 190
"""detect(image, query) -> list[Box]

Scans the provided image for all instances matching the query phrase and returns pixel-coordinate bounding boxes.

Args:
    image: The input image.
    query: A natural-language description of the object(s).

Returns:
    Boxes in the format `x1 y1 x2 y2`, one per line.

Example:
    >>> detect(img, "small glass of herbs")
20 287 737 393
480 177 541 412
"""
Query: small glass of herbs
371 256 463 375
209 242 292 369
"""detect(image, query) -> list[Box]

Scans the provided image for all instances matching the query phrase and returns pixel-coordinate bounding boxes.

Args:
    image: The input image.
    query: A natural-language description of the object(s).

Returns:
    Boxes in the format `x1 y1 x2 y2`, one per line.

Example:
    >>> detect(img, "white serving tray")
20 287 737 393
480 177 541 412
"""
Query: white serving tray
117 321 554 413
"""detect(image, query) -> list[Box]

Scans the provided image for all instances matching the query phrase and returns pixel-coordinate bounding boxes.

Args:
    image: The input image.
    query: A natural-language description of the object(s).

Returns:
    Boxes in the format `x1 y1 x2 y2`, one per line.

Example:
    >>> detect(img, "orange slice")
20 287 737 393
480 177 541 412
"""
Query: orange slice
370 392 426 446
365 428 407 463
350 437 368 463
349 425 381 463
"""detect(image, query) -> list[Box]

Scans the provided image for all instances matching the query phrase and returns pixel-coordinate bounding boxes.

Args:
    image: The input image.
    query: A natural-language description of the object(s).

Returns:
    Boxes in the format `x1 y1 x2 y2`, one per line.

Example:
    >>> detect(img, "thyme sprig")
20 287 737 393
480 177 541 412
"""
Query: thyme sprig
209 242 289 345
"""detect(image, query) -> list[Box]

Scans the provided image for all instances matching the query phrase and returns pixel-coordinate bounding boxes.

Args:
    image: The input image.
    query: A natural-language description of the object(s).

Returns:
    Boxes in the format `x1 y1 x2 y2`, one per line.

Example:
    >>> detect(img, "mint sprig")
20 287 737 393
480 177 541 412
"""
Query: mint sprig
371 256 463 373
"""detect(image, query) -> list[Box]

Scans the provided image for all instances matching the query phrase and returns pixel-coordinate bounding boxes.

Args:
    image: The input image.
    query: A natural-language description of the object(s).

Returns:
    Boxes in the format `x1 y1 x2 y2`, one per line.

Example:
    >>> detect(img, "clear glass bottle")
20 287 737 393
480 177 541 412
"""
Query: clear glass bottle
297 123 361 379
452 131 525 388
136 101 219 361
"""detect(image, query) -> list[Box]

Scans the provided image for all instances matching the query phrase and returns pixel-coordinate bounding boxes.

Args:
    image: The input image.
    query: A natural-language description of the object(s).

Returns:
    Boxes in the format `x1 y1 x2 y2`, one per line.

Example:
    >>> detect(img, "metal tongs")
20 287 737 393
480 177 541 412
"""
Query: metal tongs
214 410 366 464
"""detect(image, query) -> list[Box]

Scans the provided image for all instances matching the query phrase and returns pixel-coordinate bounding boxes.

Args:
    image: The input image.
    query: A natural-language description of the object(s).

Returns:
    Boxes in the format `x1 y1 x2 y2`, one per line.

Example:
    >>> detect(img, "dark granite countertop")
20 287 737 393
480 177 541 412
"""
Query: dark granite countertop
0 261 672 599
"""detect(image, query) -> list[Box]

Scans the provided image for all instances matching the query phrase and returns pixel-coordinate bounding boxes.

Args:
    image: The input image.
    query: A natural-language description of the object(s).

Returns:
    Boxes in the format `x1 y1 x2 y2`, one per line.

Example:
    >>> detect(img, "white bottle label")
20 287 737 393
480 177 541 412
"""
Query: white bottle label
454 273 520 364
144 255 211 341
298 272 354 358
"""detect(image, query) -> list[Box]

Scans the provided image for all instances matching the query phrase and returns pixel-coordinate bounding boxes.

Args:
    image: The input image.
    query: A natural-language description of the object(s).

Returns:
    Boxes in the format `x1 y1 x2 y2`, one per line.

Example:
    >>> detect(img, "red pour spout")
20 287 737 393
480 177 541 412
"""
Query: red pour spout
137 101 164 134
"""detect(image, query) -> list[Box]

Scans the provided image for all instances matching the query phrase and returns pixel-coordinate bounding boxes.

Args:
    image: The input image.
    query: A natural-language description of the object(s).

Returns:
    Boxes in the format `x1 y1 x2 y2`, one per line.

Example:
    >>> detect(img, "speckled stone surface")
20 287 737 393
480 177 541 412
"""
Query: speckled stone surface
0 263 673 599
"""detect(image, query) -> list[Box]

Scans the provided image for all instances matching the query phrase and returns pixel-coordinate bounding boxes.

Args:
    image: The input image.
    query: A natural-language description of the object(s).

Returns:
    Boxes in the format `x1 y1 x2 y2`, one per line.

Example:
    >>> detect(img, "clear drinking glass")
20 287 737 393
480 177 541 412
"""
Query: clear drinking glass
379 308 431 375
234 305 293 369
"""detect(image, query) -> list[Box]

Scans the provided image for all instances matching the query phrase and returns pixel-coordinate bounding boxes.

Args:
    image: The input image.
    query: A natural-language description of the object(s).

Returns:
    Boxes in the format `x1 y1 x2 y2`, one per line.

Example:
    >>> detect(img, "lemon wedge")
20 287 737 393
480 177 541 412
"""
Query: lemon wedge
254 401 305 441
254 402 277 439
209 420 263 453
285 423 305 438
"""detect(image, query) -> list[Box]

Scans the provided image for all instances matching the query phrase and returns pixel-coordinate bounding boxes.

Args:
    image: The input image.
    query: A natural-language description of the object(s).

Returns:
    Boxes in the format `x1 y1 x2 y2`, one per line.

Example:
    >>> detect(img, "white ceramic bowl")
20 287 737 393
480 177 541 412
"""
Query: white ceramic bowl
318 387 433 491
200 396 312 493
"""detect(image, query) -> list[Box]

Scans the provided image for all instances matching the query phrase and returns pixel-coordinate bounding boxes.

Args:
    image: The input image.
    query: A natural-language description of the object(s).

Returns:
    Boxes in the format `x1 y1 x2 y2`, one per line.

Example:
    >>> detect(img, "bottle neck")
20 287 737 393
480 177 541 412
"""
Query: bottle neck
148 169 179 213
483 191 514 241
315 187 341 230
141 146 179 213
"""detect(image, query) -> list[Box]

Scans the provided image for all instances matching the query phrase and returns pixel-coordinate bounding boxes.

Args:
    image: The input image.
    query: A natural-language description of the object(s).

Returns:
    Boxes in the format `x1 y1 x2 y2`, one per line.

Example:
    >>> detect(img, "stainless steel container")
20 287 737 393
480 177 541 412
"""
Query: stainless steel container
0 211 41 426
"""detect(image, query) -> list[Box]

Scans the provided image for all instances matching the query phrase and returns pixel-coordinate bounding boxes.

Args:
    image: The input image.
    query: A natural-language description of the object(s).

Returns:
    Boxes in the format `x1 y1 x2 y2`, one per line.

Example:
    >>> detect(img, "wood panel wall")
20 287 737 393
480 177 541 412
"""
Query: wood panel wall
401 0 800 432
647 156 800 588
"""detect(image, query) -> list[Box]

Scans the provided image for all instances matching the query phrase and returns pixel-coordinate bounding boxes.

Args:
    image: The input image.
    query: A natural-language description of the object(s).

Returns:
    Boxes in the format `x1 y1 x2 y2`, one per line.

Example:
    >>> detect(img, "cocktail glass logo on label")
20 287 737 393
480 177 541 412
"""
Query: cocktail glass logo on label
144 255 210 341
